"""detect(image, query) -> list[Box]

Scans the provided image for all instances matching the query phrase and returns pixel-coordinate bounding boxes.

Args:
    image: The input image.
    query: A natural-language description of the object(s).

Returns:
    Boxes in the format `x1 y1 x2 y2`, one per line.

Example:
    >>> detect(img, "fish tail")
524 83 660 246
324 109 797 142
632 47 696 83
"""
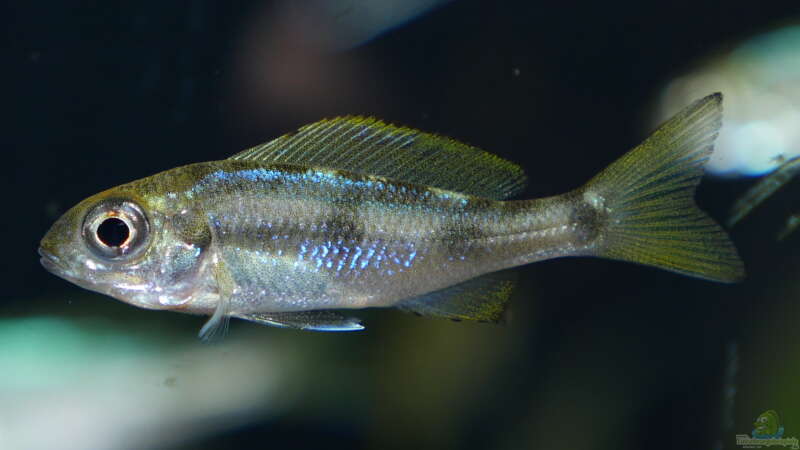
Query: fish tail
582 93 744 282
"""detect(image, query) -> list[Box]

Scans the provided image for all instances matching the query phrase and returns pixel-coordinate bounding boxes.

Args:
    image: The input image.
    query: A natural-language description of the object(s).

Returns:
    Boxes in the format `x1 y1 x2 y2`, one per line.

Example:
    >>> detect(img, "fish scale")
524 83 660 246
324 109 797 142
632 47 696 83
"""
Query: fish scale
191 164 491 311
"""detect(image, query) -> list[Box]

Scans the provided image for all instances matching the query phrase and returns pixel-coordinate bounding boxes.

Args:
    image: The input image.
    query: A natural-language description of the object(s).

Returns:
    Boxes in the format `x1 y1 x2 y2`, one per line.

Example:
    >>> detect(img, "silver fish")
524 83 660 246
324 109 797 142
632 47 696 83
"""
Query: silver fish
40 93 744 339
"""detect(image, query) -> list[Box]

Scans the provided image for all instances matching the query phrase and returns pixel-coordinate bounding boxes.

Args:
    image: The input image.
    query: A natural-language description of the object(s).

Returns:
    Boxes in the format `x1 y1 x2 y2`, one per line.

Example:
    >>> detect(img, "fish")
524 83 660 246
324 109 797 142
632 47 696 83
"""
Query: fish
39 93 744 339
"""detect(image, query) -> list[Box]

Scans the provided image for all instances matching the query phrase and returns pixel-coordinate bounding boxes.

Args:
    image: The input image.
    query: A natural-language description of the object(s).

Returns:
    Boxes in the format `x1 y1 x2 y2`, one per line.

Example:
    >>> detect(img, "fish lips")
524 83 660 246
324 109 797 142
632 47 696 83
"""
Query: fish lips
38 246 166 309
38 246 90 289
38 246 68 275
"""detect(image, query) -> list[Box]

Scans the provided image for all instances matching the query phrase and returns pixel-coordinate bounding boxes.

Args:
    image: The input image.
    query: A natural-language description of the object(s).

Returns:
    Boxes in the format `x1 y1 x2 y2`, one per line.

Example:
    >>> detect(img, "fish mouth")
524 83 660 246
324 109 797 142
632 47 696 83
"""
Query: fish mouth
38 247 69 276
38 245 122 302
38 247 98 291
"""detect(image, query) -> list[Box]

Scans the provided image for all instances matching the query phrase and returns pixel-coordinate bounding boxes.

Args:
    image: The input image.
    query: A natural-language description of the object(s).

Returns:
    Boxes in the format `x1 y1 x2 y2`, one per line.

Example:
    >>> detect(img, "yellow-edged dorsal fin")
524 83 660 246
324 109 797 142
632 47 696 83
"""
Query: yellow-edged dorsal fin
229 117 527 200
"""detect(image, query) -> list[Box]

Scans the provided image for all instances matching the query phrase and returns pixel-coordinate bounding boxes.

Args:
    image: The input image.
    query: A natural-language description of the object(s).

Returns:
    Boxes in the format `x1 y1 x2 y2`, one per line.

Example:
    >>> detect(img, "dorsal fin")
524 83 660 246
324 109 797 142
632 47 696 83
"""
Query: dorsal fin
229 116 527 200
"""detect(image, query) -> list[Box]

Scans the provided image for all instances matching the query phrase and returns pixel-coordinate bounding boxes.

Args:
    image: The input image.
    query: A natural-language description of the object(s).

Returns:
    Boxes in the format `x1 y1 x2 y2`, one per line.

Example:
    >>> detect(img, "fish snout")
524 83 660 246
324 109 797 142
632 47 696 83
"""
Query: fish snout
38 246 68 274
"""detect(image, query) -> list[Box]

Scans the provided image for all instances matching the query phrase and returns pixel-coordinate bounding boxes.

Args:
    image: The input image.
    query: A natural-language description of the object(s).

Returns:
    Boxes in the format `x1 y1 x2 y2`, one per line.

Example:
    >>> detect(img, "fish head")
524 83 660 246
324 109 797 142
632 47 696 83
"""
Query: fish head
39 185 214 311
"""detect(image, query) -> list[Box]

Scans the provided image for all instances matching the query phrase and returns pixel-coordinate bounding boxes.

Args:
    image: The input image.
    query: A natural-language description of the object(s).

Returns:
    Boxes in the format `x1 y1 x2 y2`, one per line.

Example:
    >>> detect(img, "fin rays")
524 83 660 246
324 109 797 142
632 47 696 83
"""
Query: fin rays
585 93 745 282
234 311 364 331
229 117 527 200
397 271 517 322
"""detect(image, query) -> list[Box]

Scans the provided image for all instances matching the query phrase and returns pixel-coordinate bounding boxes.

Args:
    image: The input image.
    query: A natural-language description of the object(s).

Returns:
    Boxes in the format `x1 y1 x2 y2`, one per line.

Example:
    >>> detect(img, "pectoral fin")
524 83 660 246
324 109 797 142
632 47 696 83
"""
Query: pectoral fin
396 271 517 323
234 311 365 332
198 256 236 342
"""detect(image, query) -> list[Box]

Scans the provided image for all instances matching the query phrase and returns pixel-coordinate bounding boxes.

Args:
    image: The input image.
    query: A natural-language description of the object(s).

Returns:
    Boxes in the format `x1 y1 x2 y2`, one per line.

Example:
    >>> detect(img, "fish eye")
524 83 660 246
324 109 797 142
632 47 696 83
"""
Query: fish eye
97 217 130 247
83 200 149 260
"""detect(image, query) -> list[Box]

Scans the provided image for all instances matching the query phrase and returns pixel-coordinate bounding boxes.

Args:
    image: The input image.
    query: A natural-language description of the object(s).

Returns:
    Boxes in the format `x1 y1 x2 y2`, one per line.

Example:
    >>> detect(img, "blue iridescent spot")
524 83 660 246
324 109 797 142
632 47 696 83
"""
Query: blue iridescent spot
350 247 362 269
405 251 417 267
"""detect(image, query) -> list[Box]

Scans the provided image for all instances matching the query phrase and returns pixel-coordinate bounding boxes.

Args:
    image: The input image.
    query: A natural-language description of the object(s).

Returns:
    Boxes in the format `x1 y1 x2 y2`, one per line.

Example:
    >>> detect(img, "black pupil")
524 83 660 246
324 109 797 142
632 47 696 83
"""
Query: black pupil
97 218 130 247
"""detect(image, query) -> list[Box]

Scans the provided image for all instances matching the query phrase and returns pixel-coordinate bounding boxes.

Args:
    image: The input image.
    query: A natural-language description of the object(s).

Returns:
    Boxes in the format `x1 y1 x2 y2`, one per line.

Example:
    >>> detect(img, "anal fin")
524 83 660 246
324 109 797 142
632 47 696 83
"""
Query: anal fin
397 271 517 323
234 311 365 332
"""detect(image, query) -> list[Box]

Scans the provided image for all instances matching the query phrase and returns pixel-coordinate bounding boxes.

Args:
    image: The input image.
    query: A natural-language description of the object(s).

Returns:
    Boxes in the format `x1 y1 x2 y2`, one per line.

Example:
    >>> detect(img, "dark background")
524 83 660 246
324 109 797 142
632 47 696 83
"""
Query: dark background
5 1 800 449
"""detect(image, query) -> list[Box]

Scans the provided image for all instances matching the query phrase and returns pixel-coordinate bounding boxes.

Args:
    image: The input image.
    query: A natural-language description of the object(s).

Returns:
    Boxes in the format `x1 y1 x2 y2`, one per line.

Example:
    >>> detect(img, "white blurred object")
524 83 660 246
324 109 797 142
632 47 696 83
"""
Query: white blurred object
0 316 292 450
653 25 800 177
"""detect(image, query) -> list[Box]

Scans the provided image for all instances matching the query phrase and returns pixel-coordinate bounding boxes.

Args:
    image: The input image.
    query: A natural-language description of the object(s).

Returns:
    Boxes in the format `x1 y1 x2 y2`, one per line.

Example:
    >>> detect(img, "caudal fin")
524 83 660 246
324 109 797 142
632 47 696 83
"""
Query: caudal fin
583 93 744 282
